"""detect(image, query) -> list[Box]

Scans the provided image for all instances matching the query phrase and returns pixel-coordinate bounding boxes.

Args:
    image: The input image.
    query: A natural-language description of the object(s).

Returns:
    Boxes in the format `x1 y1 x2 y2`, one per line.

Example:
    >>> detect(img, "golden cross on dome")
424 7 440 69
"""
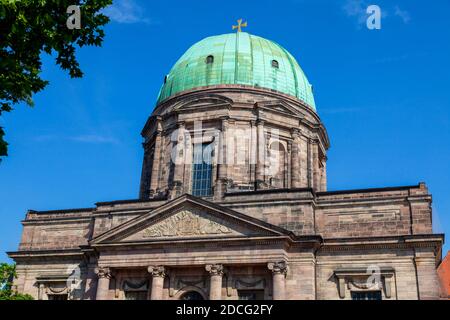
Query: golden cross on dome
232 19 247 32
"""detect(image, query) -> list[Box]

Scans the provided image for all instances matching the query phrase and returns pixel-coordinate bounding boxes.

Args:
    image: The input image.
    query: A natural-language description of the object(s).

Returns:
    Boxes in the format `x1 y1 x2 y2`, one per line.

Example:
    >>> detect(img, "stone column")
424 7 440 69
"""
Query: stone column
307 138 314 188
286 141 292 188
249 120 257 186
95 267 112 300
83 263 99 300
414 249 441 299
268 261 288 300
171 122 185 199
320 159 327 192
139 143 151 199
312 140 320 190
149 118 163 196
38 283 44 300
290 129 301 188
148 266 166 300
299 136 309 187
205 264 224 300
255 120 265 189
215 117 229 199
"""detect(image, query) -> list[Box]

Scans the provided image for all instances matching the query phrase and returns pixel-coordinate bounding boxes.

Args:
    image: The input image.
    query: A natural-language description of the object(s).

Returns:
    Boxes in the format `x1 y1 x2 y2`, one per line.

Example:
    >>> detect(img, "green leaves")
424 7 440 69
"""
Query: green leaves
0 0 112 159
0 262 16 286
0 263 34 300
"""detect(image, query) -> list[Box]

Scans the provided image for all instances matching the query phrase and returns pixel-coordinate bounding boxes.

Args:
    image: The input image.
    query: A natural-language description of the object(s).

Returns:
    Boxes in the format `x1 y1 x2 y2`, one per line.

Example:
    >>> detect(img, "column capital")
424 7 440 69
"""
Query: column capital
290 128 301 137
95 267 112 279
267 261 288 276
256 119 265 126
148 266 166 278
205 264 224 276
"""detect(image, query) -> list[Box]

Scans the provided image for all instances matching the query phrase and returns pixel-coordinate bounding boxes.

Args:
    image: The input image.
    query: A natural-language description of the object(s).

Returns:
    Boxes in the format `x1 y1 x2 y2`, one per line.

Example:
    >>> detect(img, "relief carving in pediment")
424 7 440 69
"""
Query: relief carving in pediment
141 210 235 239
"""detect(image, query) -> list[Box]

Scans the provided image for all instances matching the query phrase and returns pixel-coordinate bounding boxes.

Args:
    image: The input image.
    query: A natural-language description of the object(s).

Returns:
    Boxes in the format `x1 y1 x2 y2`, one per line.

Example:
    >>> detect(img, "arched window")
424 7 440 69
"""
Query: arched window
271 59 279 69
206 55 214 64
268 141 286 188
180 291 204 300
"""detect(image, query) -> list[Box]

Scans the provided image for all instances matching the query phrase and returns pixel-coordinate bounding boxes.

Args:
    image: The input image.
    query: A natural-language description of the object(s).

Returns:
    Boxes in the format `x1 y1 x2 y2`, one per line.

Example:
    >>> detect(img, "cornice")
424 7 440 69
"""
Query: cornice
150 85 329 141
155 85 317 117
316 184 423 197
320 234 444 252
21 217 92 225
7 249 83 260
91 235 295 249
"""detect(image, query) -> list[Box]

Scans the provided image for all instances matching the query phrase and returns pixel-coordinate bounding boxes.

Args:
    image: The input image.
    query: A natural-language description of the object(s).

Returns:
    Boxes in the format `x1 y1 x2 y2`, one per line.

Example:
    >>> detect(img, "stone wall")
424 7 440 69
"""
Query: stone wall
18 209 92 251
14 185 436 266
139 87 330 200
315 183 433 238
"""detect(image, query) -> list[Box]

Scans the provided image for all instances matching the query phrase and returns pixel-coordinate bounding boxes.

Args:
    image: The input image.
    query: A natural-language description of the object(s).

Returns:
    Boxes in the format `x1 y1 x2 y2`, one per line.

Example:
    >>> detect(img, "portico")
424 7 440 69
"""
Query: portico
93 262 290 300
87 195 315 300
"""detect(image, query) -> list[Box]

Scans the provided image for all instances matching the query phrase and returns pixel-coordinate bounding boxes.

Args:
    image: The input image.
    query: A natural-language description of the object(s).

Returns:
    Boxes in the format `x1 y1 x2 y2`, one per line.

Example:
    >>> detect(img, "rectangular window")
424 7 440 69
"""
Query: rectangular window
351 291 382 300
238 290 265 300
47 294 68 300
191 143 212 197
124 291 148 300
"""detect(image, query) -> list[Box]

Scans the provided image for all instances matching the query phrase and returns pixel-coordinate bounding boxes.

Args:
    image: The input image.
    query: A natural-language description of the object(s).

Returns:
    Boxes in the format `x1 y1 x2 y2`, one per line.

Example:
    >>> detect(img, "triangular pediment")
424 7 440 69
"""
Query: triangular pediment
90 195 293 245
173 94 233 112
255 100 305 118
122 208 251 241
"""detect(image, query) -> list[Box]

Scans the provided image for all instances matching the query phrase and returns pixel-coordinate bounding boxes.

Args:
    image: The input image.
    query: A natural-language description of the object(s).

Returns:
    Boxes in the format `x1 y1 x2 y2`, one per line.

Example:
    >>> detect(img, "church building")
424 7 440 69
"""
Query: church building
8 29 444 300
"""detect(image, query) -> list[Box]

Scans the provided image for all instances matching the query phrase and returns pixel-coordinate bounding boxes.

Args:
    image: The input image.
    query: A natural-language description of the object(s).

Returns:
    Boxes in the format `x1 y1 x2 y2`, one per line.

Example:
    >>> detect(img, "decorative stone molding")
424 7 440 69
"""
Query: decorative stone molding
256 119 265 126
267 261 288 276
321 235 443 252
290 128 301 137
178 277 206 288
142 210 234 238
205 264 224 276
95 267 112 279
36 275 72 300
168 274 207 297
122 279 149 291
235 278 266 289
334 267 395 299
148 266 166 278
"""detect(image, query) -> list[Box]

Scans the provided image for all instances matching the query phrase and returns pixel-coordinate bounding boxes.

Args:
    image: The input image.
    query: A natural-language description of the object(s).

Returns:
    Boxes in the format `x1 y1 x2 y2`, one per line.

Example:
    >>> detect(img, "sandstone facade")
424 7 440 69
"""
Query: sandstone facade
8 86 444 300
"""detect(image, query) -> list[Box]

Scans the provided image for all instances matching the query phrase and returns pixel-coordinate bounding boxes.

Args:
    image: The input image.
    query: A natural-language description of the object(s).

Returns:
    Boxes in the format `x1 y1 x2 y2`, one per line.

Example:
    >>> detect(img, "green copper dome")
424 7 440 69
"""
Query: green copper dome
157 32 316 110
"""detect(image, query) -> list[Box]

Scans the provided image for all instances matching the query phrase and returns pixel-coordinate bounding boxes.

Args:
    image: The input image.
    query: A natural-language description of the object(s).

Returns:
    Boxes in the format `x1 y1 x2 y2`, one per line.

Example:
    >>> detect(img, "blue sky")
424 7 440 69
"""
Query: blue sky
1 0 449 262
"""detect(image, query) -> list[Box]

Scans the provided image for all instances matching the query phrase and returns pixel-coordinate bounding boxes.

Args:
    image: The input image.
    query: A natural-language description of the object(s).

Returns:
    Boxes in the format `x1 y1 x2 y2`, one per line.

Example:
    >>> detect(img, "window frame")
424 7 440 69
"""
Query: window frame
271 59 279 69
351 291 383 301
206 55 214 64
191 143 213 197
